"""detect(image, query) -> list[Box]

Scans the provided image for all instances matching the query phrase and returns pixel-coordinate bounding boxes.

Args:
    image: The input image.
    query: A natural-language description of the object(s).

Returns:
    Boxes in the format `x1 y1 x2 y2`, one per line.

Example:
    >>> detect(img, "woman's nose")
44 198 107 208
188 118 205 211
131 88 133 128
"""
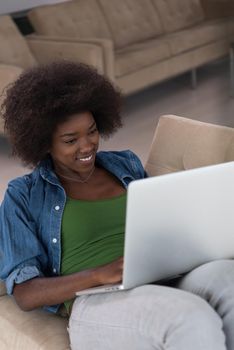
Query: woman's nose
78 137 93 153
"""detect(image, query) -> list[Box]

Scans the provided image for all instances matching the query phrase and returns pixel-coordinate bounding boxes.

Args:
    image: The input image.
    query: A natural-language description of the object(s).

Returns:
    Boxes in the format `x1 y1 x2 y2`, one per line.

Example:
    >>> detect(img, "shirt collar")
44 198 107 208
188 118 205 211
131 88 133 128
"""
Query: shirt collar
38 156 62 187
38 152 134 188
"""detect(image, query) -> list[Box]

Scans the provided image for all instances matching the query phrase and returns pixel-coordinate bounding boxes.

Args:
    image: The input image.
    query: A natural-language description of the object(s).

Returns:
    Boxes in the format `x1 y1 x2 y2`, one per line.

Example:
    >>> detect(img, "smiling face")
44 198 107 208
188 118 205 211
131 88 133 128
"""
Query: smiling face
50 111 99 179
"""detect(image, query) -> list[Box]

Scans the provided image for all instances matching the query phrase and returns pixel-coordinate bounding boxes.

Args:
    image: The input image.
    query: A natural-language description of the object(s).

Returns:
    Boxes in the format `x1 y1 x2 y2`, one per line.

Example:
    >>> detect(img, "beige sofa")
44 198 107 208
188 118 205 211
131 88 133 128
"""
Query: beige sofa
1 114 234 349
0 15 106 134
27 0 234 95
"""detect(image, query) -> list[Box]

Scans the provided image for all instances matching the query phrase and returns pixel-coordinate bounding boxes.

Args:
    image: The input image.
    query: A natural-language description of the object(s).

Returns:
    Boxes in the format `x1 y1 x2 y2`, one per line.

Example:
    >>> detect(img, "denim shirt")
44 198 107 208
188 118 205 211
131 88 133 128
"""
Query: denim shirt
0 150 147 313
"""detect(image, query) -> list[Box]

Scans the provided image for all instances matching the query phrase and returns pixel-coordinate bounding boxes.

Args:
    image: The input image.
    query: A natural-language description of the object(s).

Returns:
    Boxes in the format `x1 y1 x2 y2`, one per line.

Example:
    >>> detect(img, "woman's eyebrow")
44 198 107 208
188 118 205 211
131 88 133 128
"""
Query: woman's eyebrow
89 121 96 129
60 132 77 138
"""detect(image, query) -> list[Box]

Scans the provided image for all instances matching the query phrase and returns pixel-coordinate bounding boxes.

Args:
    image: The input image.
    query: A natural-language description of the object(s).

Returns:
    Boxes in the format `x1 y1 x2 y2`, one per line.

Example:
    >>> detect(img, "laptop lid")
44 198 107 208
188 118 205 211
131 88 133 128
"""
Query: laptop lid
122 161 234 289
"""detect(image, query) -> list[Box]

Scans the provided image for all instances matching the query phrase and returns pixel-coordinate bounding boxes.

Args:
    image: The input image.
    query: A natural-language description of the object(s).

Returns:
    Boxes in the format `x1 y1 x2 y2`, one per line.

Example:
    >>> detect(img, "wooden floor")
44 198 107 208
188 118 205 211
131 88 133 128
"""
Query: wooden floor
1 57 234 202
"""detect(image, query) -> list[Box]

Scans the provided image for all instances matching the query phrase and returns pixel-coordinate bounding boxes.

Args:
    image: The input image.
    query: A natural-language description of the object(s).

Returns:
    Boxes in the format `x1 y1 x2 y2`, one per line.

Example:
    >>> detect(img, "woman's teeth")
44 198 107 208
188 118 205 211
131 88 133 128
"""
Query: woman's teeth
79 155 92 162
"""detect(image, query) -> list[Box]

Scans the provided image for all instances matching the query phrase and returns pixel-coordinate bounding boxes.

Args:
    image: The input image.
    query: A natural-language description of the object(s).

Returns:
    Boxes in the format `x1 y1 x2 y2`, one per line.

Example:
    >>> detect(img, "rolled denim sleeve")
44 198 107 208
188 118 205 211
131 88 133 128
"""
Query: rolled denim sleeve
0 177 47 295
5 265 44 295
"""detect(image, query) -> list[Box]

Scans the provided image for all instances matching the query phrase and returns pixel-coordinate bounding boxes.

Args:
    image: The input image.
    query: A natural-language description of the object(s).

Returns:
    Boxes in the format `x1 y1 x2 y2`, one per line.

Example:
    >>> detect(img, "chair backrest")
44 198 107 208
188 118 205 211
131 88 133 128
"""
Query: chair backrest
145 114 234 176
0 15 36 68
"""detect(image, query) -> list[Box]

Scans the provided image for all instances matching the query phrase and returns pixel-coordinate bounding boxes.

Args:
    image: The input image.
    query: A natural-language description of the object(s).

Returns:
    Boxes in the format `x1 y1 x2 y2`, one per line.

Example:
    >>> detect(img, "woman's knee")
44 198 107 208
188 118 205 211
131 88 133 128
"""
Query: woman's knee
141 286 225 349
177 259 234 300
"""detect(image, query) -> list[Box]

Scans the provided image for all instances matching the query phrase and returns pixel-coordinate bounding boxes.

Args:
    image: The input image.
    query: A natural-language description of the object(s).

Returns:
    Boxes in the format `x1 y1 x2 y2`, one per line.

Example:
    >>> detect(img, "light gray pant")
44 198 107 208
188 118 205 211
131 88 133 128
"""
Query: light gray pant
68 259 232 350
176 259 234 350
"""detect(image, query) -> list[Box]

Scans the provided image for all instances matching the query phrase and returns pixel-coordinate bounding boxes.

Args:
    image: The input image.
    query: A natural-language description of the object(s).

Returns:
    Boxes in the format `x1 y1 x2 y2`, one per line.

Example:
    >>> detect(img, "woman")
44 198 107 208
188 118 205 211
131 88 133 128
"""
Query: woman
0 61 231 349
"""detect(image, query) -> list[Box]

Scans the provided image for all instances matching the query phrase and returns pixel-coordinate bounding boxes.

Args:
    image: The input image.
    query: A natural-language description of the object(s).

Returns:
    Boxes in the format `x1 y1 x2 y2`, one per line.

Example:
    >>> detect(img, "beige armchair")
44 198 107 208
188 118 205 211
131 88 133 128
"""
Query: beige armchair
1 114 234 349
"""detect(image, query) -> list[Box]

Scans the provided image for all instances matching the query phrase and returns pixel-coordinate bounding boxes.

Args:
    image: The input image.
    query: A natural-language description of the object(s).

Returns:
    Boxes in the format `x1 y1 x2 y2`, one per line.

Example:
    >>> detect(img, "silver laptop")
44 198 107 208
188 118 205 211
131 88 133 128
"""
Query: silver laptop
76 161 234 296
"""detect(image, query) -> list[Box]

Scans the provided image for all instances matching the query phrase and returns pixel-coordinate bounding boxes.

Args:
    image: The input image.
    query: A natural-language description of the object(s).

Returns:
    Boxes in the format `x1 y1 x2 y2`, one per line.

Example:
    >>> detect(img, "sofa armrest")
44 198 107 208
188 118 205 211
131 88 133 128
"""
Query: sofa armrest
201 0 234 19
26 35 115 81
26 36 104 76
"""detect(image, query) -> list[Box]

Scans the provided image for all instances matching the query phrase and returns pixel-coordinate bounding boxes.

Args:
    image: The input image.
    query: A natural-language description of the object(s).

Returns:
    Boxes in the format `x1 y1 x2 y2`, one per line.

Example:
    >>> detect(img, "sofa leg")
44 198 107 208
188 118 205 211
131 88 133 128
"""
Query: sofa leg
191 69 197 89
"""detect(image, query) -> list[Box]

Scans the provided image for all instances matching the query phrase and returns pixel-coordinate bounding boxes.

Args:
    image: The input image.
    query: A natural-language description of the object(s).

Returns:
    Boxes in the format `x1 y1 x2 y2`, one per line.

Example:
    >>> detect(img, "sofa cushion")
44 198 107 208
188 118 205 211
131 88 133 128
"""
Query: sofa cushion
0 16 36 69
0 296 69 349
98 0 164 49
166 20 228 56
115 38 170 77
28 0 112 40
152 0 205 33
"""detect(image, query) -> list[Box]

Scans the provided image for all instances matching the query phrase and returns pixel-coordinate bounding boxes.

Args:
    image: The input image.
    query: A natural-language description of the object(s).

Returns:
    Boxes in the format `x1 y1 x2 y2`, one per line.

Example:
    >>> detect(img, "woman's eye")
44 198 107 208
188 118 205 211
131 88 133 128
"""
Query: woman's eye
65 139 76 144
90 128 97 134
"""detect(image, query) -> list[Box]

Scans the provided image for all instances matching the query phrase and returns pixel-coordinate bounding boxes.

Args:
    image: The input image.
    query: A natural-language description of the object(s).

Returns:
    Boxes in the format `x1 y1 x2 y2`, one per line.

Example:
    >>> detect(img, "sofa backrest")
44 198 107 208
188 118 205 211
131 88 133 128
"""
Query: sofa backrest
28 0 164 49
151 0 205 33
28 0 112 41
97 0 164 49
145 115 234 176
0 16 36 68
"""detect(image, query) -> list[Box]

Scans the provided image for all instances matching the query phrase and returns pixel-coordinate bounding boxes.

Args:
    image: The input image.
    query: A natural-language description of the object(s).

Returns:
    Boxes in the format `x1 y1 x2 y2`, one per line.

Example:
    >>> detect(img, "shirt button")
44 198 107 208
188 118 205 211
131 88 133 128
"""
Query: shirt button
52 238 57 243
55 205 60 211
53 268 57 273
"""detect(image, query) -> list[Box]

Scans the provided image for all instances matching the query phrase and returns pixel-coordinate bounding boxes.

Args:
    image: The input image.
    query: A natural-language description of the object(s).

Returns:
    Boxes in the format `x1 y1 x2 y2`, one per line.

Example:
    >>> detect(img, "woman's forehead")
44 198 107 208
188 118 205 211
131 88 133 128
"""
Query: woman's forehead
55 112 95 136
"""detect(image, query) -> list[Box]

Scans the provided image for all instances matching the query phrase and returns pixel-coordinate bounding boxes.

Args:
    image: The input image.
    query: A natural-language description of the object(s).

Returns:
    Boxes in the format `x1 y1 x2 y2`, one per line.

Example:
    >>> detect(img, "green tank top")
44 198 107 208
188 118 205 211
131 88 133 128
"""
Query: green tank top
61 192 127 312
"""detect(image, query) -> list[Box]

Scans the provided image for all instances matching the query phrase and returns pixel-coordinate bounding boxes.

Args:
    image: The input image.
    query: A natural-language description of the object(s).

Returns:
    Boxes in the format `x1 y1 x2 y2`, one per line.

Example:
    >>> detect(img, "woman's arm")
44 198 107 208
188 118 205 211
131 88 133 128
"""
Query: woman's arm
13 257 123 311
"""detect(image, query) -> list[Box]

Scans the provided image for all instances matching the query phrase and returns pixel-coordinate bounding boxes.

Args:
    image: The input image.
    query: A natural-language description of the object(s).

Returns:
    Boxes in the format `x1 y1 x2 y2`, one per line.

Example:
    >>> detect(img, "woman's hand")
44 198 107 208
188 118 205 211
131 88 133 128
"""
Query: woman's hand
94 257 123 285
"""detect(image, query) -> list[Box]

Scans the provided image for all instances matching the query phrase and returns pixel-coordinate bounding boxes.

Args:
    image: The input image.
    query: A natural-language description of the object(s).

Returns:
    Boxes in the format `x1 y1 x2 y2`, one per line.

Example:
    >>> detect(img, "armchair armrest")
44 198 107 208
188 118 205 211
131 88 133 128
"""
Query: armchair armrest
145 114 234 177
26 35 115 81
